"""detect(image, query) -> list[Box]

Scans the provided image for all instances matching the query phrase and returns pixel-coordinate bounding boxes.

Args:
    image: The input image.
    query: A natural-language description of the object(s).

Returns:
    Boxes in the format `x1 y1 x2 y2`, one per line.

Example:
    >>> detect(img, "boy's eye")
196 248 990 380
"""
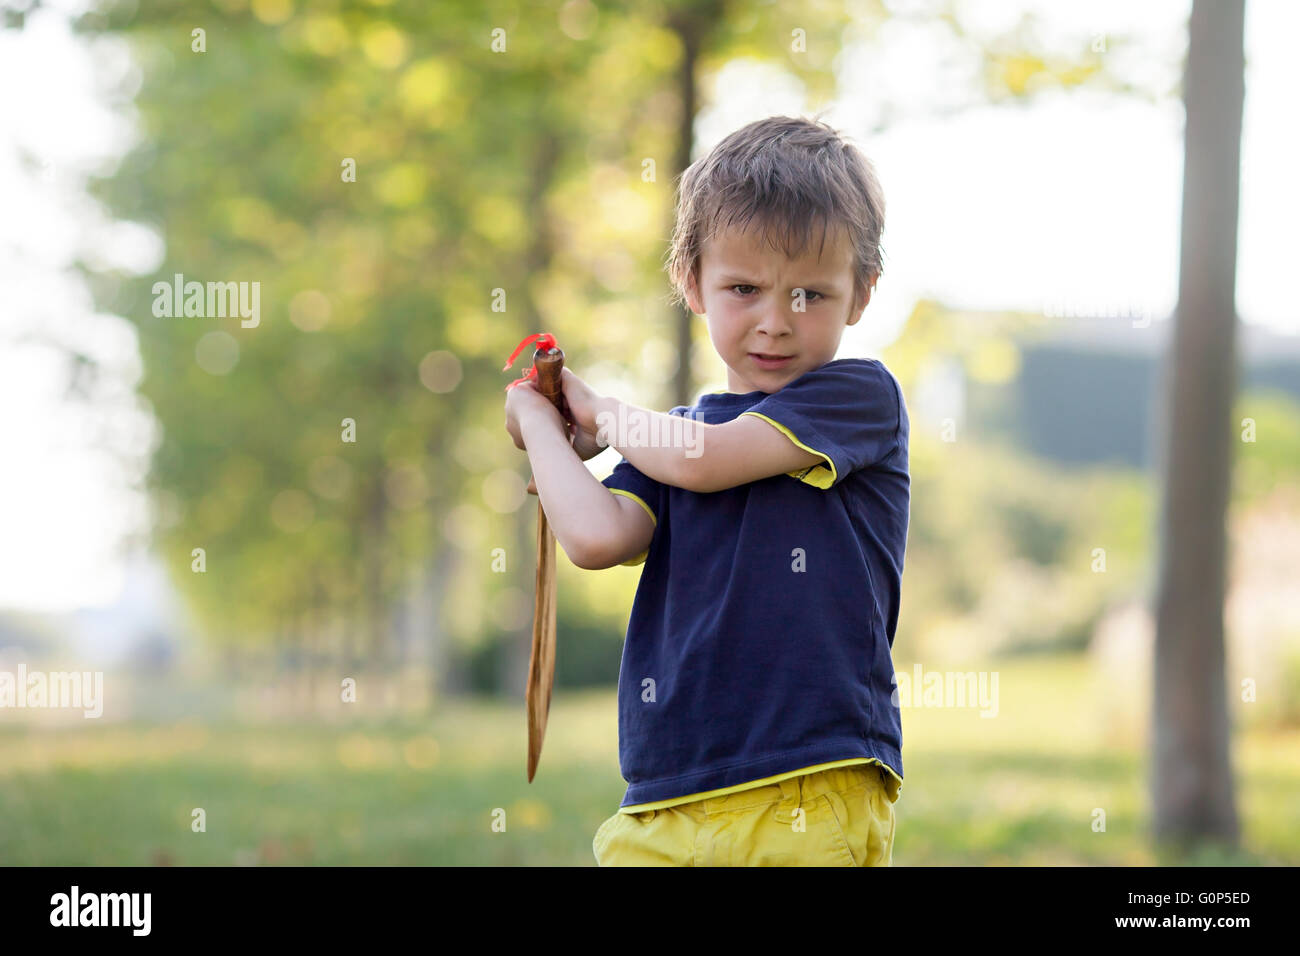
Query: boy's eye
728 285 824 301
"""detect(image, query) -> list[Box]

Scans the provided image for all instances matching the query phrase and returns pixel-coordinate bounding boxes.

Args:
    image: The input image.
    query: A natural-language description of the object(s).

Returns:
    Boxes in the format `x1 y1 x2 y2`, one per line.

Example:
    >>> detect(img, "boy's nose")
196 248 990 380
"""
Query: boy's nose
754 304 794 338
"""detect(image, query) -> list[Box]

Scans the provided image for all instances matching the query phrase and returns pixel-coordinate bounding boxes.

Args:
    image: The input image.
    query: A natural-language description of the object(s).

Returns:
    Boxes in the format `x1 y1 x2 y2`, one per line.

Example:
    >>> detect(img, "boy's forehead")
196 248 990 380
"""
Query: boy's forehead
702 222 853 275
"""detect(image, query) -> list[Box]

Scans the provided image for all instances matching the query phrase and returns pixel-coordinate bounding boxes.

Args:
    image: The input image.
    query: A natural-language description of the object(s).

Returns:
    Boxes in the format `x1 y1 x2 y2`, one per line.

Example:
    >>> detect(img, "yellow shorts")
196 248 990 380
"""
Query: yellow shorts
593 763 900 866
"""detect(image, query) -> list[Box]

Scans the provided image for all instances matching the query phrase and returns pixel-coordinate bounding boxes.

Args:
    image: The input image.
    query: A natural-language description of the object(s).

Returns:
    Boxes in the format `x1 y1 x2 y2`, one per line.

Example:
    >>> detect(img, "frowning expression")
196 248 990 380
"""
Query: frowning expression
684 222 870 394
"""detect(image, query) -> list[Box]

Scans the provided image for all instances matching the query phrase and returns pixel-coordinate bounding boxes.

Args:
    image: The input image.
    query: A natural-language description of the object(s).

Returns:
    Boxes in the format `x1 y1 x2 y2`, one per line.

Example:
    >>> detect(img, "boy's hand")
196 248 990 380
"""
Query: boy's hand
568 418 606 462
505 378 567 451
560 367 618 461
559 368 605 436
505 377 599 497
508 371 613 495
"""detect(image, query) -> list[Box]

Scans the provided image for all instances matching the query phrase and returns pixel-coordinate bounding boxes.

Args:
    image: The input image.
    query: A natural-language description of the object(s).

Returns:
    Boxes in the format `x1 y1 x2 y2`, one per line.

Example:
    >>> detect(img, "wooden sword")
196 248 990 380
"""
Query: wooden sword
503 332 566 781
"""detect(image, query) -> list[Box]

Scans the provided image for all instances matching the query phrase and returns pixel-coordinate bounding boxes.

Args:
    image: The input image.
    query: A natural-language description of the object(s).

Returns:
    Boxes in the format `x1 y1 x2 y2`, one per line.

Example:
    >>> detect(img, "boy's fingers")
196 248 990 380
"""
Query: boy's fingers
526 475 538 495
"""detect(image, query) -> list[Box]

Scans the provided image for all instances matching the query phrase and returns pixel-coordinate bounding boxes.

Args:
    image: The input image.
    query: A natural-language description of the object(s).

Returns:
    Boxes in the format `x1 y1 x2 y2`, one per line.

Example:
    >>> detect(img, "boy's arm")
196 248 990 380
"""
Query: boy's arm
595 397 823 494
518 409 655 570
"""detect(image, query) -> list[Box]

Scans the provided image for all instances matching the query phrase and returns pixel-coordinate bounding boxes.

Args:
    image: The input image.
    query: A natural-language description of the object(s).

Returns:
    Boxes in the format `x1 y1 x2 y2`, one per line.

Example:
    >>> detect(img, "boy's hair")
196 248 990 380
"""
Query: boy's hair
665 114 886 315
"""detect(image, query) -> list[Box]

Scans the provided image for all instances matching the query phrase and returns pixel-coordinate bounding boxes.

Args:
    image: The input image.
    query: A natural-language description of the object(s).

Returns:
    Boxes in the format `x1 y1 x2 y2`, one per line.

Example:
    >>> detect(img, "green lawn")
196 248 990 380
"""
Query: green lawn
1 654 1296 865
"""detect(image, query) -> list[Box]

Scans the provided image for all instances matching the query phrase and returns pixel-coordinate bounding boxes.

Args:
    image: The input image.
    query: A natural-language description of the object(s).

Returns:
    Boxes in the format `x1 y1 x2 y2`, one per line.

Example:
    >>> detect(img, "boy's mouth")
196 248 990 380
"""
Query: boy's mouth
749 352 795 369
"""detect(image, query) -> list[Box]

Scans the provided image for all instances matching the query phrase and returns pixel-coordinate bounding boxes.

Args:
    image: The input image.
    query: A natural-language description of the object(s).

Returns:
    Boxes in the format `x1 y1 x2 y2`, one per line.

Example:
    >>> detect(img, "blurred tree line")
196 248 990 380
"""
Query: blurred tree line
52 0 1157 704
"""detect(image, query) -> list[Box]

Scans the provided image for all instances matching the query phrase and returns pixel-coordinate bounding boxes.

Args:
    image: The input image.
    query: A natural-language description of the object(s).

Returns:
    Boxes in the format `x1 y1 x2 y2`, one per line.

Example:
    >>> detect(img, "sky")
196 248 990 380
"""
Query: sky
0 0 1296 613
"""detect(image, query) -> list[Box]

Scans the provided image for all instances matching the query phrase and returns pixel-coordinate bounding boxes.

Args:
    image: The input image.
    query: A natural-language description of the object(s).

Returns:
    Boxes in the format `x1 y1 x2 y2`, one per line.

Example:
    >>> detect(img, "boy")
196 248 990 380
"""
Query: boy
504 115 908 866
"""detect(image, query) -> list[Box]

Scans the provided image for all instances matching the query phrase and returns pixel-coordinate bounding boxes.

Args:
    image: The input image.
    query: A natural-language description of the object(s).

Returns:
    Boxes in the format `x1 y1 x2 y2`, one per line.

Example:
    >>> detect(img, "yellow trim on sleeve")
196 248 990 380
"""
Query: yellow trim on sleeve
738 411 836 489
619 757 901 814
608 488 656 525
607 488 655 566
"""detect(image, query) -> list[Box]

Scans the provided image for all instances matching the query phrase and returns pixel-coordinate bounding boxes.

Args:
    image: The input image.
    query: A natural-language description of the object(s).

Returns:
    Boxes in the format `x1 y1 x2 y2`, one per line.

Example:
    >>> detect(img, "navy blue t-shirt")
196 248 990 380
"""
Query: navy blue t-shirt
600 357 910 808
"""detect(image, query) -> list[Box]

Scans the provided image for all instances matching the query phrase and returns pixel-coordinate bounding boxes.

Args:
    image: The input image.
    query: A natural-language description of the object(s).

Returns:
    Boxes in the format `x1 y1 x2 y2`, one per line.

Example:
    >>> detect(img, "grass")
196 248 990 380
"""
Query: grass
1 653 1296 865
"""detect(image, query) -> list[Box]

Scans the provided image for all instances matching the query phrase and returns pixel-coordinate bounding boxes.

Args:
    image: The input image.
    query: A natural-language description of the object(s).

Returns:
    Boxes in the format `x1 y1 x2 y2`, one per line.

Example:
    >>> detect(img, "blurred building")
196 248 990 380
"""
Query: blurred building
61 551 188 670
947 312 1300 467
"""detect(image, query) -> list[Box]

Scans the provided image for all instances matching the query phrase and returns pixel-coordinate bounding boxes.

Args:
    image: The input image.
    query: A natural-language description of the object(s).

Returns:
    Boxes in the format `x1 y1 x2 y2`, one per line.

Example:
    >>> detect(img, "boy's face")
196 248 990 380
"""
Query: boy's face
685 221 870 394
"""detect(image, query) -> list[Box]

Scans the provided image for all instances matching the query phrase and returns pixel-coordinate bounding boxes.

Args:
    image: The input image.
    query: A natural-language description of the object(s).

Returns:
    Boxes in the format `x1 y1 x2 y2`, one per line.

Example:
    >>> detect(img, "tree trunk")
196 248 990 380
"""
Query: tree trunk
669 11 702 410
665 0 725 410
1151 0 1244 852
363 478 389 707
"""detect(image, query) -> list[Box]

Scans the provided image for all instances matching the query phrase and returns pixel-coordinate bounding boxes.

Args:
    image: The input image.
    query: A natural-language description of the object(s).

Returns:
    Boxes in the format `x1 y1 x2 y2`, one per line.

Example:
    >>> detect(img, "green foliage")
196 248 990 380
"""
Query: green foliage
70 0 1168 678
1234 389 1300 505
84 1 695 657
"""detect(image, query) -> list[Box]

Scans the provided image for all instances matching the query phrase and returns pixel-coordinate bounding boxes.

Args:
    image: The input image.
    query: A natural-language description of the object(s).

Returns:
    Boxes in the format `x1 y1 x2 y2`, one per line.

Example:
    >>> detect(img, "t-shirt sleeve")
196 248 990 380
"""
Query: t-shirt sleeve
738 360 903 489
600 456 662 566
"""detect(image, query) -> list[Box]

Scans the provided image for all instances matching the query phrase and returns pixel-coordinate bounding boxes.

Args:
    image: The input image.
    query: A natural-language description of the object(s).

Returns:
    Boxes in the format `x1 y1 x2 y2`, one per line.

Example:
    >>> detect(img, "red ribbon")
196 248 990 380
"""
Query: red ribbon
502 332 558 391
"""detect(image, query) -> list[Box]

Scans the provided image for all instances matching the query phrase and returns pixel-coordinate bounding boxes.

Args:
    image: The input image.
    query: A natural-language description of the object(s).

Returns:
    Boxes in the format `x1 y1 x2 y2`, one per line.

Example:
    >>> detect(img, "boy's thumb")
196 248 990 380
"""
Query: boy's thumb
526 475 538 495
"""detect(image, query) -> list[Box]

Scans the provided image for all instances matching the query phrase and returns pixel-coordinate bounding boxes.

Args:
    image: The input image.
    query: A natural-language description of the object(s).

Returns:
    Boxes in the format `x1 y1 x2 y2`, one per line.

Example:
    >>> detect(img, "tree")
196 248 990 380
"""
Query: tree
1151 0 1244 852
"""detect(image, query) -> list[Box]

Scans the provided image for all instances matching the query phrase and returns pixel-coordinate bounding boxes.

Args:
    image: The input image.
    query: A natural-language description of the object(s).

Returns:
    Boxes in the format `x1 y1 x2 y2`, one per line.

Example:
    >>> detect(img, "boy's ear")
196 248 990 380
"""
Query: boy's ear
684 268 704 315
847 281 872 325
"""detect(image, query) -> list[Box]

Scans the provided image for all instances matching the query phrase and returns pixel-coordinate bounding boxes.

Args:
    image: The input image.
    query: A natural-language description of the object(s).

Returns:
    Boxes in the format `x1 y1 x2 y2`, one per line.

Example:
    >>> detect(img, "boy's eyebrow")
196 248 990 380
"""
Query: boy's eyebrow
717 272 844 288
